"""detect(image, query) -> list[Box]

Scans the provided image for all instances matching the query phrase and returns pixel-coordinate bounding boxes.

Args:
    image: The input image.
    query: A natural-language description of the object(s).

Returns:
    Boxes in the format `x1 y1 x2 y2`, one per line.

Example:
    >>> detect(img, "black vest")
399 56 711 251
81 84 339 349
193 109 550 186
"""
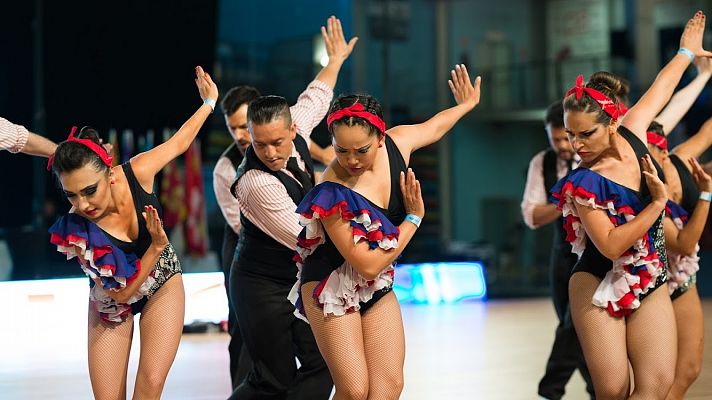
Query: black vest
220 143 245 259
232 135 314 281
541 149 573 258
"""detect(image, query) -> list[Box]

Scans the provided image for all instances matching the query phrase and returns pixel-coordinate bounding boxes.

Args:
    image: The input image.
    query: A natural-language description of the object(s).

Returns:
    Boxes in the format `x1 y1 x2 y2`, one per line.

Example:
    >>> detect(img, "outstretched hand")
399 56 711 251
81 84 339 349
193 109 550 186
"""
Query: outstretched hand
680 11 712 58
322 16 358 65
195 66 218 102
400 168 425 219
690 157 712 192
448 64 481 110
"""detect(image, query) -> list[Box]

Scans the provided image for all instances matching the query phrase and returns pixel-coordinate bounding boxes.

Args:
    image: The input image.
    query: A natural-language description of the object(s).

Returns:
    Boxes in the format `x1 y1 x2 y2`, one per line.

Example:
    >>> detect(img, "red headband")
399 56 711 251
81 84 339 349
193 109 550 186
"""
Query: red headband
565 75 621 120
326 102 386 134
47 126 113 171
646 131 668 151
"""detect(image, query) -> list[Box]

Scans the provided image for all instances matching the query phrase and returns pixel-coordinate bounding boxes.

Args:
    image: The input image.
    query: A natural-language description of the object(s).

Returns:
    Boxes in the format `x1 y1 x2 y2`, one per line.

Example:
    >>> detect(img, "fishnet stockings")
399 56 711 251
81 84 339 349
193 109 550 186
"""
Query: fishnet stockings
87 274 185 400
570 272 676 400
666 286 704 400
301 282 405 400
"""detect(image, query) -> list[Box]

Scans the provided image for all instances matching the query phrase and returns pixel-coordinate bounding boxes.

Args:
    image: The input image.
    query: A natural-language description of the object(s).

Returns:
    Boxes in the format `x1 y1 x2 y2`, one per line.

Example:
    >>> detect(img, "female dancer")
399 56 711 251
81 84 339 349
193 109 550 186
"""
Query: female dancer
47 66 217 399
288 64 480 399
550 11 711 399
646 120 711 399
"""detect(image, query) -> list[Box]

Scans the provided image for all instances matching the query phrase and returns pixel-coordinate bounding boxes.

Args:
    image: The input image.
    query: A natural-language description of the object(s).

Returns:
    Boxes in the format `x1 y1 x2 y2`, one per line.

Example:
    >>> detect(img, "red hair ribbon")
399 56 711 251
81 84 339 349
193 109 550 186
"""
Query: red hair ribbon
646 131 668 151
47 126 114 171
565 75 621 120
326 102 386 134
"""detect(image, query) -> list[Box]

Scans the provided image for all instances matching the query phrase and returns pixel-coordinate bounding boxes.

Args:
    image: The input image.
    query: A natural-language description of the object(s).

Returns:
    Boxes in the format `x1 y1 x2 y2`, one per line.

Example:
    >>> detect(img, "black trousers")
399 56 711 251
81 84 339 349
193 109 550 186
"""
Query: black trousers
221 227 252 389
538 242 595 400
228 267 333 400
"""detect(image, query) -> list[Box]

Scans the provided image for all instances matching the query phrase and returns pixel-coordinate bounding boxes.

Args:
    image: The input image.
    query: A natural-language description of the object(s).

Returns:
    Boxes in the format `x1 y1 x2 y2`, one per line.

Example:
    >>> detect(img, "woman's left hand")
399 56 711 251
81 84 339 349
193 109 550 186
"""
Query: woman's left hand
690 157 712 192
448 64 481 110
195 65 218 102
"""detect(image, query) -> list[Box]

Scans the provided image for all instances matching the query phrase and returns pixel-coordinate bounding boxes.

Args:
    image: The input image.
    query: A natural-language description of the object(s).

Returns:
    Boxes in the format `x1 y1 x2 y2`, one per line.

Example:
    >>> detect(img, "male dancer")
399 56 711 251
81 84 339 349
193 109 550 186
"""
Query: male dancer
521 101 594 400
214 80 336 388
227 16 356 399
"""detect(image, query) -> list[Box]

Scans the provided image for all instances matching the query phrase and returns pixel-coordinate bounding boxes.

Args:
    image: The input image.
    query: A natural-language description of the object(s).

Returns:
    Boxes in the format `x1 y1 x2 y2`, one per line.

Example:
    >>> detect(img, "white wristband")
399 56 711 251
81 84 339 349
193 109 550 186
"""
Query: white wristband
203 98 216 112
405 214 422 228
700 191 712 202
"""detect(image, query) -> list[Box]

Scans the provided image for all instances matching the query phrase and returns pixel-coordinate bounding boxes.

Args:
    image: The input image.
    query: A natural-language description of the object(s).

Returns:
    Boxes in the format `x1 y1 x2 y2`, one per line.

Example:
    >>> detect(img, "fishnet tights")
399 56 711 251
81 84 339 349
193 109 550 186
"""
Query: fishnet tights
88 274 185 400
301 281 405 400
666 286 704 400
569 272 676 400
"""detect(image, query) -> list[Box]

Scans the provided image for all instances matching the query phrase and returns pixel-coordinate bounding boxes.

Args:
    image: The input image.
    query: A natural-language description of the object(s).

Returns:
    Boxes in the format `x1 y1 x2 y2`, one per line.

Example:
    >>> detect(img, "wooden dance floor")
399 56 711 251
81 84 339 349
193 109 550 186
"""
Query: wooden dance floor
2 298 711 399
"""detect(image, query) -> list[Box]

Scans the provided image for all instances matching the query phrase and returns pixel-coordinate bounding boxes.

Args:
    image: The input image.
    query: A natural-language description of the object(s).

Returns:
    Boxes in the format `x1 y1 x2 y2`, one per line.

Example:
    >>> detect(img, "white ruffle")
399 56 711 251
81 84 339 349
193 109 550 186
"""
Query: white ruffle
562 192 663 314
666 215 700 294
291 208 399 322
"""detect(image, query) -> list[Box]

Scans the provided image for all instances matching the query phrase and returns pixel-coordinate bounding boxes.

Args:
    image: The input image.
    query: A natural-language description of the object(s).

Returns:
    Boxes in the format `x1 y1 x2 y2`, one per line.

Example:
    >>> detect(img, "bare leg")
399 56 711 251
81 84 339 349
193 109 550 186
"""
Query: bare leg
360 291 405 400
666 286 704 399
627 285 676 399
569 272 629 399
132 275 185 399
301 281 369 400
87 301 135 400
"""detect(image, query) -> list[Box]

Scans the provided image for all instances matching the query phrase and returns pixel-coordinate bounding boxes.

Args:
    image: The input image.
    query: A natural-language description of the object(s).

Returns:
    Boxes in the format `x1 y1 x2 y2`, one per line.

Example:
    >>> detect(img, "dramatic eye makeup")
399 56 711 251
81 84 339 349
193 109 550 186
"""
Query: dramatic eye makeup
63 181 100 198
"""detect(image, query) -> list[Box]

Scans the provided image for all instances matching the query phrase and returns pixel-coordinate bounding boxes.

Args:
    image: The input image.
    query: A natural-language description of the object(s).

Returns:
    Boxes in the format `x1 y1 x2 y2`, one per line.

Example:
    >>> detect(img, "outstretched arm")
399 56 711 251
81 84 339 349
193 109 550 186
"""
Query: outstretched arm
313 16 358 89
622 11 712 142
130 66 218 192
672 116 712 166
389 64 481 158
654 57 712 133
22 132 57 157
291 16 358 143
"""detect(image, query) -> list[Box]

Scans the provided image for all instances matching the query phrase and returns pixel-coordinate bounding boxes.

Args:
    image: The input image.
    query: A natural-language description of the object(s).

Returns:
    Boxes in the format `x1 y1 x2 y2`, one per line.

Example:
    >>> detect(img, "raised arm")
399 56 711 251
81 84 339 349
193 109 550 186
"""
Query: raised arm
577 156 667 260
389 64 481 157
664 158 711 255
314 16 358 89
622 11 712 142
22 132 57 157
654 57 712 133
290 16 357 144
321 169 424 280
130 66 218 191
672 116 712 165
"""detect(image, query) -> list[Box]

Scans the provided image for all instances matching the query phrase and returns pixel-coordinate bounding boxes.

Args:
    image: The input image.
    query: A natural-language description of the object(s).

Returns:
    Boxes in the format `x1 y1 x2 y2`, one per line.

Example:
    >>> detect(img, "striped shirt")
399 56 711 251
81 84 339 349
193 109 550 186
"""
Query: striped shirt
0 117 29 153
230 79 332 248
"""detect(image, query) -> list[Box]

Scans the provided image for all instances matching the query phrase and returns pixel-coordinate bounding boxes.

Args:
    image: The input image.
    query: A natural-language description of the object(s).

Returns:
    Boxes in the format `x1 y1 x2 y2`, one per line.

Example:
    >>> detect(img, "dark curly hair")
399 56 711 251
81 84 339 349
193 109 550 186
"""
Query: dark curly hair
327 94 384 137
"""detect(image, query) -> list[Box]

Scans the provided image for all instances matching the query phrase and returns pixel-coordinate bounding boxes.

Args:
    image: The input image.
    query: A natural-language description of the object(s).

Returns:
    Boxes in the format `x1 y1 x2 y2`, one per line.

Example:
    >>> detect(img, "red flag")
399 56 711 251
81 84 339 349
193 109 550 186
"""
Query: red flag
184 140 208 256
160 157 186 231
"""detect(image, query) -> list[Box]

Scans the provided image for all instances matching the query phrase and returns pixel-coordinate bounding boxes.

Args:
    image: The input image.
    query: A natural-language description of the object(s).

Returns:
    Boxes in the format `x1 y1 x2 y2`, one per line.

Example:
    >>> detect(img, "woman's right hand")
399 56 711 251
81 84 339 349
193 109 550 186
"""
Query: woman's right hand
680 11 712 58
642 155 668 205
690 157 712 192
195 65 218 102
400 168 425 219
143 205 169 251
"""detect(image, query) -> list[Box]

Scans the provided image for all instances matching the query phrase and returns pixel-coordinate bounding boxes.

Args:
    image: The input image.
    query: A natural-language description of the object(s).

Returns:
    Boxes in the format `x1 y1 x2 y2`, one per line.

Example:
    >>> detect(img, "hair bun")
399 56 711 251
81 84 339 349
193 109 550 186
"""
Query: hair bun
76 126 103 146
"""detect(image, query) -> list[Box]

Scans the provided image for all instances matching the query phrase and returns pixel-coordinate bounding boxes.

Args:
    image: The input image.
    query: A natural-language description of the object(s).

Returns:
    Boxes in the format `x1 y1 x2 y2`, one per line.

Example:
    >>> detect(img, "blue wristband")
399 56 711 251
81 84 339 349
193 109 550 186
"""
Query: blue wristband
405 214 422 228
678 47 695 62
203 98 216 112
700 191 712 202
